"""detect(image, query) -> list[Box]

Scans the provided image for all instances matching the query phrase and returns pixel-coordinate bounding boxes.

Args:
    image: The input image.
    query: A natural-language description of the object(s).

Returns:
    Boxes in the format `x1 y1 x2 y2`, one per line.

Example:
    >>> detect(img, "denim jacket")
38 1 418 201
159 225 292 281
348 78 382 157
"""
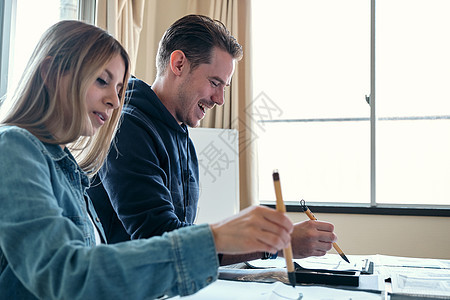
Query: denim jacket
0 126 219 299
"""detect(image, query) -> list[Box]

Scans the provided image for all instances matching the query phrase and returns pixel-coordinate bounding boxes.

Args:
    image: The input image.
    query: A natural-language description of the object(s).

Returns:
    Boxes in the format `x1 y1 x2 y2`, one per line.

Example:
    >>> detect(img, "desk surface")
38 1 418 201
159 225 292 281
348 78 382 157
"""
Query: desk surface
169 254 450 300
172 280 384 300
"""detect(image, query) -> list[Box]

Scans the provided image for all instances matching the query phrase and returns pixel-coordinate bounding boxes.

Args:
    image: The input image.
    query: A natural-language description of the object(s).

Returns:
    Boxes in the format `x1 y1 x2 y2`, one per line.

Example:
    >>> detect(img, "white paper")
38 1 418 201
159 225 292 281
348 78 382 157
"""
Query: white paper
247 254 366 272
171 280 384 300
391 273 450 297
171 255 450 299
372 254 450 269
294 255 366 271
246 254 382 292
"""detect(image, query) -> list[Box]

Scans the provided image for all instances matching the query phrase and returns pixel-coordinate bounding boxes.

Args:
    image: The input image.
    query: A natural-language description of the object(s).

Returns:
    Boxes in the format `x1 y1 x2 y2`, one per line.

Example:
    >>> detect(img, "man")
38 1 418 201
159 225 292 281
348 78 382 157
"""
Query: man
89 14 337 262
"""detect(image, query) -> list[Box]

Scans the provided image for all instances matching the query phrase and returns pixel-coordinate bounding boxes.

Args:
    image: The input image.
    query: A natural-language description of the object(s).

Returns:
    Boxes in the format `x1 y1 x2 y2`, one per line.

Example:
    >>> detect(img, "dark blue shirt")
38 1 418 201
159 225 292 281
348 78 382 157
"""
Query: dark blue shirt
89 77 199 243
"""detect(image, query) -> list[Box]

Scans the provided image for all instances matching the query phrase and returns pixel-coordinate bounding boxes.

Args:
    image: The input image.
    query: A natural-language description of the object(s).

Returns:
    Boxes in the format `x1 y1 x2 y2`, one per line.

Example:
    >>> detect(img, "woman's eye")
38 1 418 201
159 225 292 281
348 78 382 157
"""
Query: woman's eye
97 78 108 86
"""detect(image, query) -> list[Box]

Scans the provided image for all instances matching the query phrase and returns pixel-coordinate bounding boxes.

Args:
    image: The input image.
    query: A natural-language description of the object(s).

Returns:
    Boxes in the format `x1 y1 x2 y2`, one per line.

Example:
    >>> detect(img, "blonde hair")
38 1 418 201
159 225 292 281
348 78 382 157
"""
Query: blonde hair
1 20 130 174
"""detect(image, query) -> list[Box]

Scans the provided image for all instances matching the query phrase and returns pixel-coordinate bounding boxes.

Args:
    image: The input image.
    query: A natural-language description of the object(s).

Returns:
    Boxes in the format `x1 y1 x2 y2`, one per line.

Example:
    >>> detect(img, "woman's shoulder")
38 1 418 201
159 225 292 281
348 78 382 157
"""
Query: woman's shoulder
0 124 40 140
0 125 45 151
0 125 69 163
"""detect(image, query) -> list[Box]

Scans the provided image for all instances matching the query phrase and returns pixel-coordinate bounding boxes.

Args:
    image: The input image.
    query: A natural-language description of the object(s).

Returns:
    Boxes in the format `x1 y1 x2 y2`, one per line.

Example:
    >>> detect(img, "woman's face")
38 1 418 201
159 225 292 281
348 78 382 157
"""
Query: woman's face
55 54 125 147
83 54 125 136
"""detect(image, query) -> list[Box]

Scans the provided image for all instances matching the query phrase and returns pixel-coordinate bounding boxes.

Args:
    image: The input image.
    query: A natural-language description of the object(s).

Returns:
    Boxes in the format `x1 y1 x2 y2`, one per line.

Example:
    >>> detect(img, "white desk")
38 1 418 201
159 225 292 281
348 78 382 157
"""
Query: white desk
169 254 450 300
172 279 383 300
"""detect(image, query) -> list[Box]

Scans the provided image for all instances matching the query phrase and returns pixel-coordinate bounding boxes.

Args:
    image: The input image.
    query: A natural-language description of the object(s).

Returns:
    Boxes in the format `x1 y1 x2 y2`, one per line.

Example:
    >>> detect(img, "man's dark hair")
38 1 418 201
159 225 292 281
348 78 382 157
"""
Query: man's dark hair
156 14 243 76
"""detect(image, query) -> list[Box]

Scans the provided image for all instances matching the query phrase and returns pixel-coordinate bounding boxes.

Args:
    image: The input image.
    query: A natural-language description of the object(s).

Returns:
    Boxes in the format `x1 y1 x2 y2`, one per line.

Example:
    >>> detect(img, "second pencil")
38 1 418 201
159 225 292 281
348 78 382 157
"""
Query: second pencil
300 199 350 264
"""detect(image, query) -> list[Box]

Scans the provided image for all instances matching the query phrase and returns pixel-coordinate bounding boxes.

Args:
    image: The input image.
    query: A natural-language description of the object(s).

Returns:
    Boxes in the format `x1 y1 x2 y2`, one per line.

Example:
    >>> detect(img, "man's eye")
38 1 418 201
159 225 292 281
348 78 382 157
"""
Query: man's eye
210 80 218 87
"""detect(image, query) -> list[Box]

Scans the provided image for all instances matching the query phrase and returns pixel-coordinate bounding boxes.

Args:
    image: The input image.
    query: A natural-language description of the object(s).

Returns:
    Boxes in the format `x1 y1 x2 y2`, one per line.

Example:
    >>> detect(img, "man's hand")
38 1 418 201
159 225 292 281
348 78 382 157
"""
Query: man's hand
290 220 337 258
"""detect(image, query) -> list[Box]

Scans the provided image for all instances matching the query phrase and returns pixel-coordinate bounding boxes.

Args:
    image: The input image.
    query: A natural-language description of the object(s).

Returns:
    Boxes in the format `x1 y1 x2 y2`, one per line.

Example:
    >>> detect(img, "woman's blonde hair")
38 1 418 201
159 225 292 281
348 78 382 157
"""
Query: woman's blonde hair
1 20 130 174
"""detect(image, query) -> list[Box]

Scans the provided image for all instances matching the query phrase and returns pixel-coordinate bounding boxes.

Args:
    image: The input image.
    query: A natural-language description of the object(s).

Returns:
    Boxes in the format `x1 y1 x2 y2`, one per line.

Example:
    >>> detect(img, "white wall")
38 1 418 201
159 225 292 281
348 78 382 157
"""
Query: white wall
190 128 240 224
288 212 450 260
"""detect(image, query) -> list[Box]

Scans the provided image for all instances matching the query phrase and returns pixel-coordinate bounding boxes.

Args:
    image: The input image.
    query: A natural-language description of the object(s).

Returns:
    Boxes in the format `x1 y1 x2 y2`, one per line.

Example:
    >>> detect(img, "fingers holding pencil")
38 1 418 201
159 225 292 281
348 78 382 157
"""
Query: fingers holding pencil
300 199 350 263
314 220 338 244
210 205 293 255
290 219 336 258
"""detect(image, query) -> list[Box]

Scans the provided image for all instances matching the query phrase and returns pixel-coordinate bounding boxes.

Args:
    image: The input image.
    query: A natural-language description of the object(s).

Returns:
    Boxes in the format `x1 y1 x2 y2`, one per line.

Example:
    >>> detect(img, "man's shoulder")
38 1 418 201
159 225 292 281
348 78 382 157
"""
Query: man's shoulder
125 77 160 113
118 102 166 147
126 76 152 94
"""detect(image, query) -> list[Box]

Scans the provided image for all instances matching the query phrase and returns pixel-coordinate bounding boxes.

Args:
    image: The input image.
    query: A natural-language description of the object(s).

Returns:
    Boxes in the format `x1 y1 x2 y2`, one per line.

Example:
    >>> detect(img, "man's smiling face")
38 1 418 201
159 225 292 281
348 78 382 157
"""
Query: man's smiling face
173 47 235 127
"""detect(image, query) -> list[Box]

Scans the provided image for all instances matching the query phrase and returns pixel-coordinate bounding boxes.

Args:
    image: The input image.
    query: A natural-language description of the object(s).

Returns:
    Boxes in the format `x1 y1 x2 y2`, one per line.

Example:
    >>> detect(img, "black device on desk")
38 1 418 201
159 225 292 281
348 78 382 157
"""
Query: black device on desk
294 258 374 287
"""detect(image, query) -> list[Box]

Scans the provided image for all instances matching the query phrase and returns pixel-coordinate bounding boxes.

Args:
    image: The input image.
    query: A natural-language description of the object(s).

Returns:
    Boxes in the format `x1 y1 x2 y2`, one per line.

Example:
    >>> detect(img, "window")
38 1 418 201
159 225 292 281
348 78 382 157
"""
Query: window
0 0 95 101
252 0 450 210
376 0 450 206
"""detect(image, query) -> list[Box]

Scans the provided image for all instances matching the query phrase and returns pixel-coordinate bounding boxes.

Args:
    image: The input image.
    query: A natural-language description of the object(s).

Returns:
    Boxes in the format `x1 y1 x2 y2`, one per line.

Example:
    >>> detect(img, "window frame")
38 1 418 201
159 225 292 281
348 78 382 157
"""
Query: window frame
0 0 14 100
261 202 450 217
78 0 96 23
0 0 96 100
255 0 450 216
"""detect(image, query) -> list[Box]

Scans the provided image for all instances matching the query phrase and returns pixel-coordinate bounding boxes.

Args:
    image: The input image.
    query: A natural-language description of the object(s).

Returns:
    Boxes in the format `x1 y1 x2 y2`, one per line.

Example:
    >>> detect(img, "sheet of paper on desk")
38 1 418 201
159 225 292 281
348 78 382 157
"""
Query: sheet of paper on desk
371 254 450 298
295 255 367 271
378 265 450 281
173 280 385 300
372 254 450 269
247 254 367 272
268 282 384 300
372 254 450 282
245 255 383 292
391 273 450 298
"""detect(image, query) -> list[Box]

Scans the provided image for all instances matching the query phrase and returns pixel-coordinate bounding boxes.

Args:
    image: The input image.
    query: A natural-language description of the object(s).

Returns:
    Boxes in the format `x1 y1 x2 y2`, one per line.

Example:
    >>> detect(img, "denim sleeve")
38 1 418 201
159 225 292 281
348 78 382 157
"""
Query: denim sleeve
0 129 219 299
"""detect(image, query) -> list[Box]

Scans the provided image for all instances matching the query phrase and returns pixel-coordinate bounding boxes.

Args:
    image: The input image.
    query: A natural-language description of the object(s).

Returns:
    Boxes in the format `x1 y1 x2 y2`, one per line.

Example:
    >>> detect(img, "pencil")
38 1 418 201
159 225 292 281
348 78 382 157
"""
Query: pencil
272 170 296 288
300 199 350 264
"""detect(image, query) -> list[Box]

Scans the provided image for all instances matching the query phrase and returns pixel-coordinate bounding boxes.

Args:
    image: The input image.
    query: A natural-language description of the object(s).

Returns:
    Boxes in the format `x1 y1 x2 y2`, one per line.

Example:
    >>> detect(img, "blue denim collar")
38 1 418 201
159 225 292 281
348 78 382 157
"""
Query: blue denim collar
42 142 90 188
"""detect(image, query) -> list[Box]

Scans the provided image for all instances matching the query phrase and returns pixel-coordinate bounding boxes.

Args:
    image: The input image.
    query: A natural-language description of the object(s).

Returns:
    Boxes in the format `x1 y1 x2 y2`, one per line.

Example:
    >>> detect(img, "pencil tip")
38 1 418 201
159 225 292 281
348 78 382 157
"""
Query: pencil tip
288 271 296 287
342 254 350 263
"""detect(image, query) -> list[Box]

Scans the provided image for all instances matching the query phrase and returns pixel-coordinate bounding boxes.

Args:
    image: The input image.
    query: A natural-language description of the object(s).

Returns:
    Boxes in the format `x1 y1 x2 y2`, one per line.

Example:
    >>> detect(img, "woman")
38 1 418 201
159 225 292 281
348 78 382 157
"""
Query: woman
0 20 293 299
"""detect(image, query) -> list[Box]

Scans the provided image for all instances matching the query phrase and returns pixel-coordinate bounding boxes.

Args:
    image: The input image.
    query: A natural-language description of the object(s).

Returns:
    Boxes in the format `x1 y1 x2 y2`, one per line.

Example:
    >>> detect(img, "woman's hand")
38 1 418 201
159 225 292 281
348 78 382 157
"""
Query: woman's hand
210 205 293 255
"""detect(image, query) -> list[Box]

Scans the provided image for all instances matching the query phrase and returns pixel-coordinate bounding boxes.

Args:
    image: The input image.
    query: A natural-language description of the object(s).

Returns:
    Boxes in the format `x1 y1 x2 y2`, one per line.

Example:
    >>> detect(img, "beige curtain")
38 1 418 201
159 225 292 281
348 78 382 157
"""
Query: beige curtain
96 0 146 74
185 0 257 209
98 0 257 210
187 0 238 130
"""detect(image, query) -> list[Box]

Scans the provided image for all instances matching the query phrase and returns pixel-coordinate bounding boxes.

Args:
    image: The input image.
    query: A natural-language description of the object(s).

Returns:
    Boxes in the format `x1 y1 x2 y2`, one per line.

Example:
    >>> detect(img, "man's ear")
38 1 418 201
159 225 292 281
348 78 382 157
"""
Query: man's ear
169 50 189 76
40 56 53 85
